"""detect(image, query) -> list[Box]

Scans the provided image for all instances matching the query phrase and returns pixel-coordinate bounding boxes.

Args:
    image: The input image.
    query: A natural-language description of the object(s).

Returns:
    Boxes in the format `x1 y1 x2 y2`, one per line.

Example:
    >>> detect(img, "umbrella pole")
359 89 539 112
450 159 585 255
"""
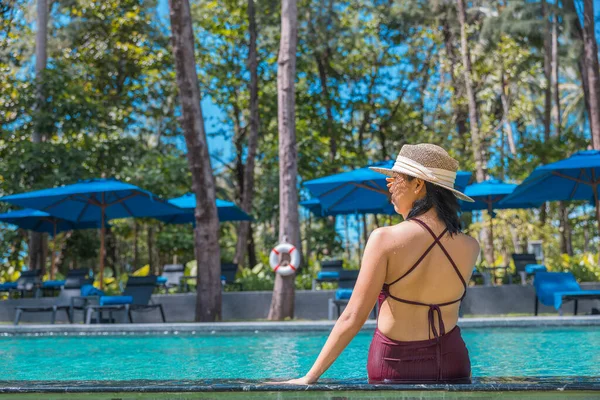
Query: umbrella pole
488 207 494 263
487 203 495 284
51 222 56 280
99 207 106 290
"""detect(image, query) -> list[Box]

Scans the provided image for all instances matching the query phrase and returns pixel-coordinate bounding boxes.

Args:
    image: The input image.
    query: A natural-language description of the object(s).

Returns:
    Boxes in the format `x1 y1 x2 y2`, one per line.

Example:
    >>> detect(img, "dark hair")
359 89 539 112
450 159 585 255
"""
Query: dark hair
405 176 462 235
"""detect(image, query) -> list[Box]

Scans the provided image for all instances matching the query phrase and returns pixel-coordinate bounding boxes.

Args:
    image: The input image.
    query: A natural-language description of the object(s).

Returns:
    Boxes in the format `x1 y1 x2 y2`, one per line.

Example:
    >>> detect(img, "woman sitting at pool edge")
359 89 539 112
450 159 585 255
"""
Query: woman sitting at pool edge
285 143 480 384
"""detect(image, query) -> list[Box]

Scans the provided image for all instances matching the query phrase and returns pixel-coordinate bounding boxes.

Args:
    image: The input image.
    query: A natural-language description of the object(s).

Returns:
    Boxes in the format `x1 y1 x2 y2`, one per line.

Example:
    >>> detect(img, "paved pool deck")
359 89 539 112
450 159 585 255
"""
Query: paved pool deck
0 315 599 336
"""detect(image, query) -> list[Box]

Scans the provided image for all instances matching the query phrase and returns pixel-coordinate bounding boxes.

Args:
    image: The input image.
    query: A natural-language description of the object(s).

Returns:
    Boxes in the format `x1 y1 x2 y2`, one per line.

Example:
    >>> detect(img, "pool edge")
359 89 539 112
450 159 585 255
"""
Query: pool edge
1 316 599 336
0 378 599 393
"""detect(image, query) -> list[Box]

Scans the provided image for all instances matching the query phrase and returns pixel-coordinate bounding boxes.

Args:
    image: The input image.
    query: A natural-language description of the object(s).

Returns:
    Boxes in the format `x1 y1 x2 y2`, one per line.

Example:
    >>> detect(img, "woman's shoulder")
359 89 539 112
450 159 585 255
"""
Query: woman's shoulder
456 233 480 258
367 221 420 249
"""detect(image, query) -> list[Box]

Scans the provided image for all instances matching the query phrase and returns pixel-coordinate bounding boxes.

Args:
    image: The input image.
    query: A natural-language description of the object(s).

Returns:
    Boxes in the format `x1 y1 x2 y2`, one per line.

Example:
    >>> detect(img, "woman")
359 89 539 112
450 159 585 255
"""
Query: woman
286 143 480 384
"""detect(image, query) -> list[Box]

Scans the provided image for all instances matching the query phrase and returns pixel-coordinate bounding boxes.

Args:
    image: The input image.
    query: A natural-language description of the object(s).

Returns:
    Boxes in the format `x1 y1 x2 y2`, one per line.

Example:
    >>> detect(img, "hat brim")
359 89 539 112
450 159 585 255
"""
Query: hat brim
369 167 475 203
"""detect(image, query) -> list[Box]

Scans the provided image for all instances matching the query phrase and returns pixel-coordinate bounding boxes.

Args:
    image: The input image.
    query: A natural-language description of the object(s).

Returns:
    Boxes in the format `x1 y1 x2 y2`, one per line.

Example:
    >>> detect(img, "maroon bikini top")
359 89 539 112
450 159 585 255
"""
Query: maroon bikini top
380 217 467 339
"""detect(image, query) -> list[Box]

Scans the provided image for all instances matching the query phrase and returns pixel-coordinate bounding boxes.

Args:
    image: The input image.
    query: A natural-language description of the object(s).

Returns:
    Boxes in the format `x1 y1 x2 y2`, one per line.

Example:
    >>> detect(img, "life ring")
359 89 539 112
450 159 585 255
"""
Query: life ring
269 243 300 276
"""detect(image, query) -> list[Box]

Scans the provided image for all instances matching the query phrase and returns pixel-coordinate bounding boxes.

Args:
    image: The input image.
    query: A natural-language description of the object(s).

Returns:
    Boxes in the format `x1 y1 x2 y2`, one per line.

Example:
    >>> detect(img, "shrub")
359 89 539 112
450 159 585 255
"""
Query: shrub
545 252 600 282
232 263 275 291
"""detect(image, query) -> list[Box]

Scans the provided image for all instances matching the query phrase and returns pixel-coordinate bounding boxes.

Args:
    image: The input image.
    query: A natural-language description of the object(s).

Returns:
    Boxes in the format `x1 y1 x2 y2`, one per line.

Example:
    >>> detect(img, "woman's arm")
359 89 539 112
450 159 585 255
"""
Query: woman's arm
285 228 389 384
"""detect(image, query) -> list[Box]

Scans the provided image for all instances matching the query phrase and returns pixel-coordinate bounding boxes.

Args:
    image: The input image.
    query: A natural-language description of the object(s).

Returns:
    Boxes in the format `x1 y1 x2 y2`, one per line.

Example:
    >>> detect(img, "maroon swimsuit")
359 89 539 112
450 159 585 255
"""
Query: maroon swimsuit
367 217 471 384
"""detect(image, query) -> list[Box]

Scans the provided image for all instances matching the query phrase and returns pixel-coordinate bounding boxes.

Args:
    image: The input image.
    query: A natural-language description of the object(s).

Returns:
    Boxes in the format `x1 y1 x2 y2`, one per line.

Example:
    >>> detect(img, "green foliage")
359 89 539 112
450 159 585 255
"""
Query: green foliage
234 263 275 291
545 253 600 282
1 0 598 295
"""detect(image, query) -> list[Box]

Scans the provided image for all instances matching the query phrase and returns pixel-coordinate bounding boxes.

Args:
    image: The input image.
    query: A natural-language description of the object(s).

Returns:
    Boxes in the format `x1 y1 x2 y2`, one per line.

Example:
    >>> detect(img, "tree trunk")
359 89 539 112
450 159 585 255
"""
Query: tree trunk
315 53 336 165
41 233 48 276
542 0 552 143
539 0 553 228
551 9 561 137
51 232 67 274
373 214 380 228
33 0 47 143
378 130 388 160
539 203 548 226
234 0 260 270
456 0 492 265
500 71 517 155
581 0 600 262
509 224 521 254
456 0 484 182
442 16 468 153
567 0 591 127
28 232 43 271
559 202 573 256
582 0 600 149
302 204 312 267
106 226 118 275
29 0 49 272
233 102 244 202
268 0 299 321
247 224 257 268
418 45 435 126
499 130 506 180
168 0 221 322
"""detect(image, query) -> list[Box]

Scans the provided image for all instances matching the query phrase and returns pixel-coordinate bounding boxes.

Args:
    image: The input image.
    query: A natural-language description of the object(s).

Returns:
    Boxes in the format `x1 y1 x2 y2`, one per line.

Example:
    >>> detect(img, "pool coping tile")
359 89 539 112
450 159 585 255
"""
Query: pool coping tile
0 377 599 393
1 316 599 336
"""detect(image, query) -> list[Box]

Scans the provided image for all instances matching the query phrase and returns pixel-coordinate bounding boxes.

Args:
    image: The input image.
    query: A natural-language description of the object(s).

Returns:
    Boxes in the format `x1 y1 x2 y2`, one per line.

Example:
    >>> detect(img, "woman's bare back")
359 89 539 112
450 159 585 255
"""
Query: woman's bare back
376 217 480 341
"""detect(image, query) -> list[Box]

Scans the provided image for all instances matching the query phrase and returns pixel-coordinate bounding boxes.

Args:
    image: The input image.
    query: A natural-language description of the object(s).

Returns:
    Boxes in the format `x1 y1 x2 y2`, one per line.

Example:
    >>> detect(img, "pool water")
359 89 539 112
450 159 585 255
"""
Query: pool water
1 327 599 381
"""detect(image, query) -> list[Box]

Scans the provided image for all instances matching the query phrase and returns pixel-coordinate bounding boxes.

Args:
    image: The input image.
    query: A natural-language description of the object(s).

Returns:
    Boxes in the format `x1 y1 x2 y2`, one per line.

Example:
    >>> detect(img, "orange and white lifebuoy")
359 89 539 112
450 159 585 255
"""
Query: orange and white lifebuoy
269 243 300 276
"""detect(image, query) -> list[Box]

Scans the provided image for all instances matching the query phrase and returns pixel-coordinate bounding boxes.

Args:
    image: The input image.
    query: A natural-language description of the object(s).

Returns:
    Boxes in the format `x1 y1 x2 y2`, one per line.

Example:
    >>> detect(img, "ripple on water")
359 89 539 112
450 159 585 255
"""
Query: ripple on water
0 327 598 380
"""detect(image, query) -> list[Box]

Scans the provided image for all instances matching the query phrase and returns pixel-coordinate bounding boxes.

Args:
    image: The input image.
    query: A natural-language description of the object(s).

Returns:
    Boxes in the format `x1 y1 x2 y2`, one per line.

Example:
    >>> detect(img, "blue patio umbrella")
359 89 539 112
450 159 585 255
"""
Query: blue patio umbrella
501 150 600 250
0 208 103 279
0 208 101 236
461 179 542 213
461 179 542 264
154 193 251 224
0 178 183 288
304 160 472 215
299 198 395 216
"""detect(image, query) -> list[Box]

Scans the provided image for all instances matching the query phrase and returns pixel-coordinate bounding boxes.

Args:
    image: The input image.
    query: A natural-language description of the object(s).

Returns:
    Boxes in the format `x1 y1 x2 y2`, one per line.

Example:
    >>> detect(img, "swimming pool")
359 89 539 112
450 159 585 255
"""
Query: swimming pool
1 326 599 381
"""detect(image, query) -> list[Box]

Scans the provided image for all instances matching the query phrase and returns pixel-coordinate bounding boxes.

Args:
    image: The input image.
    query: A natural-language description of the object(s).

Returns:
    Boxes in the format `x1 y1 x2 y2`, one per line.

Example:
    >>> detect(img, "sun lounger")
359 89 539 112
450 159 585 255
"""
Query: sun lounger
159 264 185 291
312 259 343 290
40 269 91 296
14 277 92 325
0 281 18 296
512 253 547 285
533 272 600 315
8 270 42 298
221 263 241 290
326 270 374 319
82 276 165 324
180 263 241 292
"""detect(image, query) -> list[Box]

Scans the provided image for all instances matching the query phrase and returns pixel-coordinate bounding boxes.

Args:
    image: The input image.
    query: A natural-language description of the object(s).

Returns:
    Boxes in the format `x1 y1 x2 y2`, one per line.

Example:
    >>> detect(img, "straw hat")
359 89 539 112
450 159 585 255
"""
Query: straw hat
370 143 474 202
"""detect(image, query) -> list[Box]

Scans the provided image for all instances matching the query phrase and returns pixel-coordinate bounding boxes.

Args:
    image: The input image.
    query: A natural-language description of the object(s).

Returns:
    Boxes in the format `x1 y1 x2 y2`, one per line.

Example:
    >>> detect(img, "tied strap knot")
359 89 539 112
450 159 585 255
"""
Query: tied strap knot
427 304 446 381
427 304 446 339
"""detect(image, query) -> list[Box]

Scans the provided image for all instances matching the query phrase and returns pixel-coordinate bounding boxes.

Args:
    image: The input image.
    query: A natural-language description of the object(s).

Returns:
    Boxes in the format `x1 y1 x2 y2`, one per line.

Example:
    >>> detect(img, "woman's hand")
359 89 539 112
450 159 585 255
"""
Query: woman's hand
269 376 317 385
